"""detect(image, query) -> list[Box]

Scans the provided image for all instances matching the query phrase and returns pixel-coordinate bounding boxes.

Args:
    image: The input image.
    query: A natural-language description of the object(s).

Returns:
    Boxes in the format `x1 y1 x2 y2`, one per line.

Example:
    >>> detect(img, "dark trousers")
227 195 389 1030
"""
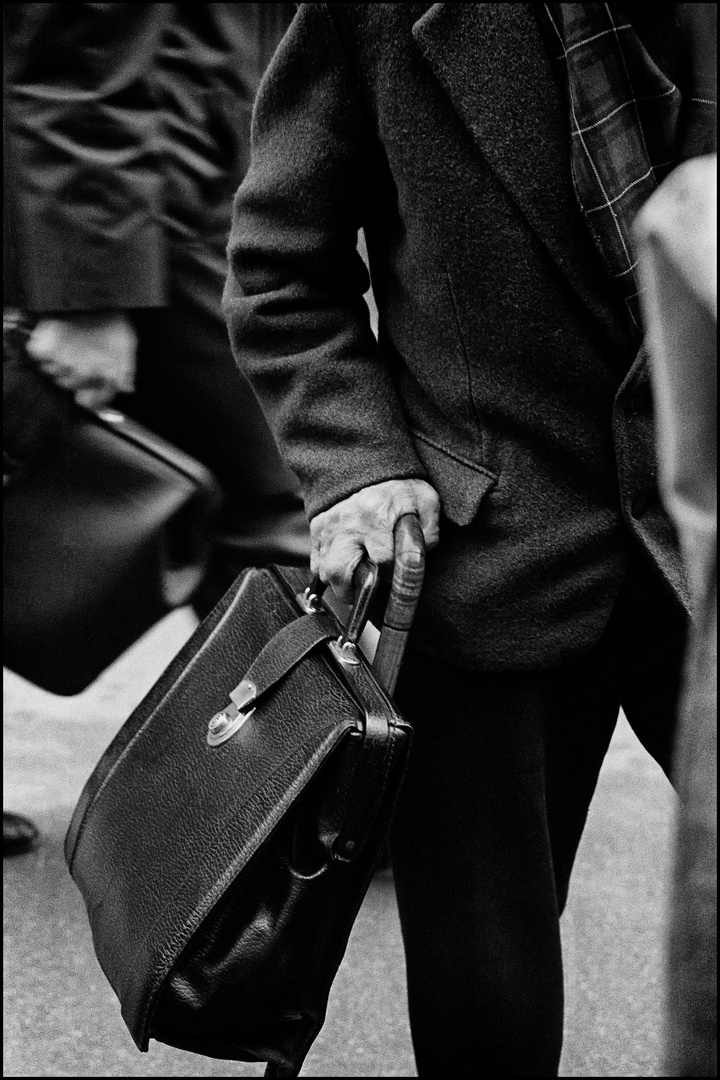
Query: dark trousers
122 239 310 612
390 554 686 1077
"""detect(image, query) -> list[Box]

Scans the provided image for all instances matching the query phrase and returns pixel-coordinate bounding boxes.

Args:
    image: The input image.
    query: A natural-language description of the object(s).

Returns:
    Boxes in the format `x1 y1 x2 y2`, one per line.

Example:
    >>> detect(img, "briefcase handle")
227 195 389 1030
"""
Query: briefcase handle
373 512 425 695
303 512 425 696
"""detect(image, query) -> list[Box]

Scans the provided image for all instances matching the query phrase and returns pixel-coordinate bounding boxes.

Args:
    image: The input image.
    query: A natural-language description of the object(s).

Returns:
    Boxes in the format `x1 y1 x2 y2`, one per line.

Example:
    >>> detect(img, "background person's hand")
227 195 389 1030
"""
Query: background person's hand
310 478 440 603
26 311 137 409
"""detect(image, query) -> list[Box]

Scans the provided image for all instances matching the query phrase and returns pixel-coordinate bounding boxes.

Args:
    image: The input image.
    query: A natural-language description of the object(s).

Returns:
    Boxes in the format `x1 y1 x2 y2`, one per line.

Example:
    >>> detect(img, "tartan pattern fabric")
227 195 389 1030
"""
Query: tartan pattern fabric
541 3 688 337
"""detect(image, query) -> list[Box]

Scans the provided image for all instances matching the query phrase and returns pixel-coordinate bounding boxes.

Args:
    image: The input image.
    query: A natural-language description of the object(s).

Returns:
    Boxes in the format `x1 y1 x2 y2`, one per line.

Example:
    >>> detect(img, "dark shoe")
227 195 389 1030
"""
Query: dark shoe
3 811 39 856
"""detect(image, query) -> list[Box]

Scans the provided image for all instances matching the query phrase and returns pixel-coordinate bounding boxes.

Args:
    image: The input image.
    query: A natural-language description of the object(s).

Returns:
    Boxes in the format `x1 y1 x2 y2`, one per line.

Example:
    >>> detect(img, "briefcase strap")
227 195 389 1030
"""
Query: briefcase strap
209 594 404 863
320 671 399 863
208 612 337 740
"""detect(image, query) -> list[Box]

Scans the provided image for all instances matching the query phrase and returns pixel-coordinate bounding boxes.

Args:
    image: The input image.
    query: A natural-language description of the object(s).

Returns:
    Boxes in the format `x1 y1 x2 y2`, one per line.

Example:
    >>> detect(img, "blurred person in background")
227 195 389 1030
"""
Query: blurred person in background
636 151 717 1079
3 2 305 855
224 3 716 1075
635 6 716 1062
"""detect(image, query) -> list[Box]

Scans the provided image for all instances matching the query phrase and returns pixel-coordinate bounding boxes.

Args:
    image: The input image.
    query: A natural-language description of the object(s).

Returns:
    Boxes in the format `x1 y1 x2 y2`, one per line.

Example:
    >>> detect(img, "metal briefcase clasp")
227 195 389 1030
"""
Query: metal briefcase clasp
207 678 257 747
297 560 379 668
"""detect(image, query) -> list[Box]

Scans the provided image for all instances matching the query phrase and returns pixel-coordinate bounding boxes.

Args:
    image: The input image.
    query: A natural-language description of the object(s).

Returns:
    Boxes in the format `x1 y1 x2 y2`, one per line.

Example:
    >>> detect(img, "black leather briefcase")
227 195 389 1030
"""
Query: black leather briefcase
3 315 221 695
65 515 424 1077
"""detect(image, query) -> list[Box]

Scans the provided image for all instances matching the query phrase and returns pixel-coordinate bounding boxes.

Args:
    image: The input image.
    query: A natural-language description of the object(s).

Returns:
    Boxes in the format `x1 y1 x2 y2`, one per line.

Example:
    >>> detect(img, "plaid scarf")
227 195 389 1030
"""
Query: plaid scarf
540 3 715 339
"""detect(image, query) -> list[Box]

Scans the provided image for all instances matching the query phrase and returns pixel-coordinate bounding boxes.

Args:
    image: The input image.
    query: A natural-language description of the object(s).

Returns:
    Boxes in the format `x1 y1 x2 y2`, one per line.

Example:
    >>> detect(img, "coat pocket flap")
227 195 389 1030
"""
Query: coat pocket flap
410 431 498 526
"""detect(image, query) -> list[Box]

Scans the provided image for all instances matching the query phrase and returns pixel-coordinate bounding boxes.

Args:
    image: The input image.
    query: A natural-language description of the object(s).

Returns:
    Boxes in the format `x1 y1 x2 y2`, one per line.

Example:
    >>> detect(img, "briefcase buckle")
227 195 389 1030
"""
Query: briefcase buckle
329 638 360 666
207 679 257 746
296 585 322 614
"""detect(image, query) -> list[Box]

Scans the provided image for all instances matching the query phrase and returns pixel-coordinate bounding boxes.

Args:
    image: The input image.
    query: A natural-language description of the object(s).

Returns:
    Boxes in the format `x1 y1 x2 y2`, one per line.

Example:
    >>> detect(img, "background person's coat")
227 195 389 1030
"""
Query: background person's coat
3 3 304 549
225 2 688 671
635 153 717 1080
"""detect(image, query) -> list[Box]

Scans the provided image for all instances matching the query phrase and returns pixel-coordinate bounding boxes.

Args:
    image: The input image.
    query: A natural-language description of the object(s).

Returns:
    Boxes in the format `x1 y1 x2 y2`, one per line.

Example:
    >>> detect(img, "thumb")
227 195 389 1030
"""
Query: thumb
25 321 57 362
75 385 116 410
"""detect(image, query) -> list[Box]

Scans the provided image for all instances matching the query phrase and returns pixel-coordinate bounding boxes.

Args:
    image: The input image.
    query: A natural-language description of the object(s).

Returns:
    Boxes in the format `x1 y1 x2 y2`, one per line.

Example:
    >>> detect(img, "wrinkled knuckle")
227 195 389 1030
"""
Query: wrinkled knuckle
322 538 353 576
342 511 365 538
325 567 347 593
354 503 379 533
425 525 441 548
366 539 394 566
420 483 440 507
310 515 332 548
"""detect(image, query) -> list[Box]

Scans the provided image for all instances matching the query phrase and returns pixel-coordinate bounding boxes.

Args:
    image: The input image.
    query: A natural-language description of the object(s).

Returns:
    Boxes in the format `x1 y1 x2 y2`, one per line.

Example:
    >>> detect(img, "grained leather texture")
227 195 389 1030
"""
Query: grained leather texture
65 564 412 1077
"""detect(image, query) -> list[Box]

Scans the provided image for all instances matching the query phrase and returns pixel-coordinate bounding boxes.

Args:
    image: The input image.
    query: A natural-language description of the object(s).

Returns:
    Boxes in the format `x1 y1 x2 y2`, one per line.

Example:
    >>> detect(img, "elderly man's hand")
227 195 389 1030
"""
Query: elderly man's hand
310 478 440 603
26 311 137 409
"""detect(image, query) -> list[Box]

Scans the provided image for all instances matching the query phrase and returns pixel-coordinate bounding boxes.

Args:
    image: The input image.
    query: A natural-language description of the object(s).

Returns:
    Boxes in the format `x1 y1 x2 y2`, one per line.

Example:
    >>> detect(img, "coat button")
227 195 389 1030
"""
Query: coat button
626 384 651 415
631 489 653 518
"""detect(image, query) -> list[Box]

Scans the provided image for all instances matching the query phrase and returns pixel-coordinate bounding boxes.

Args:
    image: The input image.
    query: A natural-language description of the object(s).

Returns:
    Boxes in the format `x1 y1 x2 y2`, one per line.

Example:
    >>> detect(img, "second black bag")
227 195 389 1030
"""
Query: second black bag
3 315 221 694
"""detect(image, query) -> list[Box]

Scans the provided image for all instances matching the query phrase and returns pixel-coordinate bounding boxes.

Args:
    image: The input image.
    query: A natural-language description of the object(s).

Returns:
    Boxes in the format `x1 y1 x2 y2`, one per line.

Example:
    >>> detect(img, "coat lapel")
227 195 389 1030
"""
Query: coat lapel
412 3 628 349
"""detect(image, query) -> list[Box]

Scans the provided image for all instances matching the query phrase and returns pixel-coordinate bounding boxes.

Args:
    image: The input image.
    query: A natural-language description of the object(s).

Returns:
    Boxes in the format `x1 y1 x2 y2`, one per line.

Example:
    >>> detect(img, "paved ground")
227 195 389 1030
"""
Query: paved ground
4 608 676 1077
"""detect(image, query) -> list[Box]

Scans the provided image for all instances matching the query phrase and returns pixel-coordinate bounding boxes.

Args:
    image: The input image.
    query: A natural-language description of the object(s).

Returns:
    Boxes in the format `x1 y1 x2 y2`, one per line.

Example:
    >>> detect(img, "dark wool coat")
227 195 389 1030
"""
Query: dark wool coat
3 2 303 508
3 2 295 312
224 2 689 670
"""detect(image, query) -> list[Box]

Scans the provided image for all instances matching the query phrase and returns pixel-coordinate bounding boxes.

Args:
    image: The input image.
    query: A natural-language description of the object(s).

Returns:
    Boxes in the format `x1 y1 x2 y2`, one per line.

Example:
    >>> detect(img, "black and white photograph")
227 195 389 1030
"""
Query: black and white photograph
3 3 716 1076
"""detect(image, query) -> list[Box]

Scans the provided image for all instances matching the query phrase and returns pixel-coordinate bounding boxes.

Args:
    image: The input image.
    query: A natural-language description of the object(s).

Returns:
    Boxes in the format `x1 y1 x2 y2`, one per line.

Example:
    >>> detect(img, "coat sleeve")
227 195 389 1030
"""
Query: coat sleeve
223 3 426 520
4 3 170 313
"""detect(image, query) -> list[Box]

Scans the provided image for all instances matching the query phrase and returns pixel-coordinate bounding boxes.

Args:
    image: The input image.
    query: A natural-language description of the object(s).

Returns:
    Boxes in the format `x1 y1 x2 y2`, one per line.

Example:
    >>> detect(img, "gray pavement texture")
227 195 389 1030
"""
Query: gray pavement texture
4 609 676 1077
